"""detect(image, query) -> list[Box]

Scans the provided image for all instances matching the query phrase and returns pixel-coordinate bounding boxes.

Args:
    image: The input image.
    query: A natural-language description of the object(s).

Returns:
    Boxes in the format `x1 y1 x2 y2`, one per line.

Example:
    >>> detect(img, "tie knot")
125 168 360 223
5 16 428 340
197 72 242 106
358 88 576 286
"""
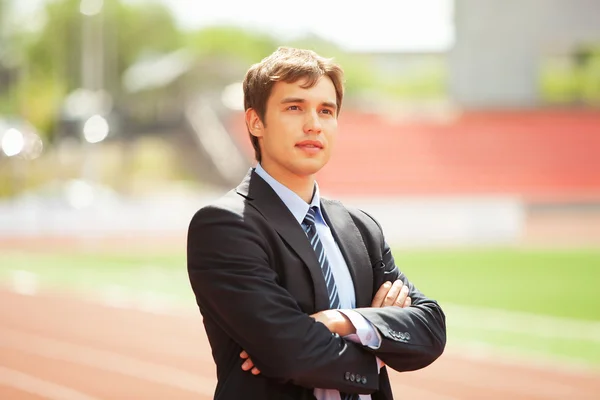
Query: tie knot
303 207 318 227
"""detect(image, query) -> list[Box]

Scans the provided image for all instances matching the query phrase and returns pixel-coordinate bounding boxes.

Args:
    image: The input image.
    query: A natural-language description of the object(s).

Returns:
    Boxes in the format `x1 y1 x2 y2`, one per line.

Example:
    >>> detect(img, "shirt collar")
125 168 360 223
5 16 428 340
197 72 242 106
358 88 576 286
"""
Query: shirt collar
254 163 326 226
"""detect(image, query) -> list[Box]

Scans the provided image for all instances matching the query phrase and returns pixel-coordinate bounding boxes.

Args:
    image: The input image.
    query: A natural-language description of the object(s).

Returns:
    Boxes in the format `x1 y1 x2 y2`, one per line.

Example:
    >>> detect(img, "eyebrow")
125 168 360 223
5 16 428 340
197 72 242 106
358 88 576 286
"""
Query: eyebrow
280 97 338 111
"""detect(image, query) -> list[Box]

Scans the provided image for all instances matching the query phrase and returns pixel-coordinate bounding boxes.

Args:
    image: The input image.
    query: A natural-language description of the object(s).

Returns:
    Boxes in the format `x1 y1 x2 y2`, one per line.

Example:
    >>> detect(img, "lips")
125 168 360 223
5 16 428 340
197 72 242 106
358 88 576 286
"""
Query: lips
296 140 323 149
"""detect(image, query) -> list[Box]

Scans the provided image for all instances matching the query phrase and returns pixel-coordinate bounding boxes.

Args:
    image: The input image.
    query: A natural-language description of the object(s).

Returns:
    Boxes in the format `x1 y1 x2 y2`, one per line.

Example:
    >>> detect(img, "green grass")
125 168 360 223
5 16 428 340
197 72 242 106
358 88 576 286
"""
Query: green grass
1 247 599 366
393 248 600 367
450 325 600 366
0 251 193 303
395 248 600 322
1 248 599 321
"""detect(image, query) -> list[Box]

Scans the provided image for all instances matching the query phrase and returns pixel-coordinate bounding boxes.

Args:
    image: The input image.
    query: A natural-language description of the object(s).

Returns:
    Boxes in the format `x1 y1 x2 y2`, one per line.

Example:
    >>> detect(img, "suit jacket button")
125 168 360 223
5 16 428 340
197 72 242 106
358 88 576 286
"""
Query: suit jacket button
361 376 367 385
345 372 351 380
350 374 355 382
355 374 361 382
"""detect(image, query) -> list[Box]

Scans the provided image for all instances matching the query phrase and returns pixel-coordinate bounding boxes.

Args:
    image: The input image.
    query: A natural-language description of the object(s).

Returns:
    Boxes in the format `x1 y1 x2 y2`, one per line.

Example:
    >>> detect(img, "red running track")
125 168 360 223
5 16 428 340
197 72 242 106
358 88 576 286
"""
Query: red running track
1 289 599 399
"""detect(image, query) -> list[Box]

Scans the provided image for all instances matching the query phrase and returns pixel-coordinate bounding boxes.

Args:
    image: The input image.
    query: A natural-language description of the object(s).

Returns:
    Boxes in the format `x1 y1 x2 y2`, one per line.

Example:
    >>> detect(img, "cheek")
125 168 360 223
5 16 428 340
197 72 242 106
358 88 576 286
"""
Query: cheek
264 128 292 155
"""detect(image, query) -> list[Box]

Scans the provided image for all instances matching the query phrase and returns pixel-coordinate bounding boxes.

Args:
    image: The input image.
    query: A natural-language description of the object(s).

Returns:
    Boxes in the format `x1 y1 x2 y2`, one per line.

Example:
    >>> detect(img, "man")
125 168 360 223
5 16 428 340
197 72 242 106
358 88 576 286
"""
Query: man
187 47 446 400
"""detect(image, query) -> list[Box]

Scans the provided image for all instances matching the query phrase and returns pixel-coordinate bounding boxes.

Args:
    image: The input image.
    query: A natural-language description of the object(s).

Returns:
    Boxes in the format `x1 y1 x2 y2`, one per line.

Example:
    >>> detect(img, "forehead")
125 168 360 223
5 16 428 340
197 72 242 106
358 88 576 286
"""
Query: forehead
269 76 336 102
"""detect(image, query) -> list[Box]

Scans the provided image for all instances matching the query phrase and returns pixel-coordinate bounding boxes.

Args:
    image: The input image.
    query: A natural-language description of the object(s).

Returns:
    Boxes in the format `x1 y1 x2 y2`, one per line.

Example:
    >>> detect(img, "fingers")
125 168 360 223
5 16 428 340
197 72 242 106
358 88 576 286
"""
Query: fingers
393 285 409 308
242 360 256 372
241 357 254 371
240 351 261 375
382 280 404 307
373 280 411 308
371 281 392 307
242 358 261 375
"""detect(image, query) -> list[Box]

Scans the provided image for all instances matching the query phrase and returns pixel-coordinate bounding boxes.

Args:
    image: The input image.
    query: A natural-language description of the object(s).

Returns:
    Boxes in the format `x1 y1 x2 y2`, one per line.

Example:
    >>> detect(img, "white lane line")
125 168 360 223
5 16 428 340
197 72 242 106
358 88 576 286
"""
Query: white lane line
0 327 215 396
445 303 600 342
10 270 38 296
97 285 190 316
0 365 99 400
446 339 600 376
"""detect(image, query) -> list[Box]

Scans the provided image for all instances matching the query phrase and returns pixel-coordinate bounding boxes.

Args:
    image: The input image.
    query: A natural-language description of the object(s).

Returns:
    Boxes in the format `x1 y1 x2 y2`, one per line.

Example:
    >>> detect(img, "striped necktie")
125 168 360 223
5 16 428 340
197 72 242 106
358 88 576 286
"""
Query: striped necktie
302 207 359 400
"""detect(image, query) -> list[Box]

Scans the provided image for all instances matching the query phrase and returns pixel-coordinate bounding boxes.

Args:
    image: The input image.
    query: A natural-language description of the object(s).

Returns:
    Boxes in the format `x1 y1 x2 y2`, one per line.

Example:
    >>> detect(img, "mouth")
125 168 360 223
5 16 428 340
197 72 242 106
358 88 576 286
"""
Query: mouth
295 140 323 149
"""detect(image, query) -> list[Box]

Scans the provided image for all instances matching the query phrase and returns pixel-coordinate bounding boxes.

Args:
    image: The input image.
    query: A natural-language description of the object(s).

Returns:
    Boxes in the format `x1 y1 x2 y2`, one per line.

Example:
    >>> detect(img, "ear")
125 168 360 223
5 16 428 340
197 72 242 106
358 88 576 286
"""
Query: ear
245 108 264 138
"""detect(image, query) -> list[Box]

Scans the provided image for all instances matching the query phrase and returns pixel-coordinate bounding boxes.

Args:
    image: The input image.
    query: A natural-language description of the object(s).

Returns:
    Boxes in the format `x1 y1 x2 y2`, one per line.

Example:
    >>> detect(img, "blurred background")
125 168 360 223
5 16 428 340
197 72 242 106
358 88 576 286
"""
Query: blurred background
0 0 599 399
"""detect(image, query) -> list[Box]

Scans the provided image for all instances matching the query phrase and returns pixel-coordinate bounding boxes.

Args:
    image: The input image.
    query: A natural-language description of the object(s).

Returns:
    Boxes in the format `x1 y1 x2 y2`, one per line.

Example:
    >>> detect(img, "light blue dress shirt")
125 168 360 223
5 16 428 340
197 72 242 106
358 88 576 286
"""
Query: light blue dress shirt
255 164 381 400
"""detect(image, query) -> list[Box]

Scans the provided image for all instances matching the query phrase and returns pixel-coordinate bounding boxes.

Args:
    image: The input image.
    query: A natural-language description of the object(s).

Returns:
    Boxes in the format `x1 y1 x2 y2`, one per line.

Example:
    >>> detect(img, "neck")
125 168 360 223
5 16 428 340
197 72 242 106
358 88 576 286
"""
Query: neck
260 162 315 203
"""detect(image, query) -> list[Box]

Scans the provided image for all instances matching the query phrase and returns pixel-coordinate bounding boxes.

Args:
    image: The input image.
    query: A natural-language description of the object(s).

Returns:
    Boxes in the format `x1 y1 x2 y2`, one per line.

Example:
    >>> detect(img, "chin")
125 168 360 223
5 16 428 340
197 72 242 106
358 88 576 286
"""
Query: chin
291 159 327 176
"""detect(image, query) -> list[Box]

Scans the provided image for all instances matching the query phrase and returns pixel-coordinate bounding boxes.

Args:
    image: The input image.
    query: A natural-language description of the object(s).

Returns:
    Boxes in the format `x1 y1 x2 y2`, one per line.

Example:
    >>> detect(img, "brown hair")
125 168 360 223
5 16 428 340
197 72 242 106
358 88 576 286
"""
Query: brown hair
243 47 345 162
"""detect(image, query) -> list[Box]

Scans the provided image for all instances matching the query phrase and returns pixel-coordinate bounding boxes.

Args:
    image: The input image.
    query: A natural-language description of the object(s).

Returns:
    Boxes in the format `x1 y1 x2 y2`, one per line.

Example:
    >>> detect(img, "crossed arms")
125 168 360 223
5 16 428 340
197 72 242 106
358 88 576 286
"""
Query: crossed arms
187 205 446 393
241 280 413 375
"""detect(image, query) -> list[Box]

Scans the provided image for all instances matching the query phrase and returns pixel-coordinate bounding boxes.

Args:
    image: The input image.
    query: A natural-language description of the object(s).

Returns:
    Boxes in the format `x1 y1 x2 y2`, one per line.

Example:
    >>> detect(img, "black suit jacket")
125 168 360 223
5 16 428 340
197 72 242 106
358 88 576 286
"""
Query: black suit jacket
187 169 446 400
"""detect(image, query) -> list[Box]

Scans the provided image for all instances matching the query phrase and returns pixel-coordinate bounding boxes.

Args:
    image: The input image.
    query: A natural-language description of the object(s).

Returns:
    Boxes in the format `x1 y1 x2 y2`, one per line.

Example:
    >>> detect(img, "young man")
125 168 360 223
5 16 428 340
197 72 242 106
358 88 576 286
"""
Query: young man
187 47 446 400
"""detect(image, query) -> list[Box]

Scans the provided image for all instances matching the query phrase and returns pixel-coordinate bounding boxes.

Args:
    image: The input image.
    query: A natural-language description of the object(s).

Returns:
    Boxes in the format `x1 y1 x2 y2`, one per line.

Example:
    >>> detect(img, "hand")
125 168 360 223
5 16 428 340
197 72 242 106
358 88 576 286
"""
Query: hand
240 350 261 375
371 280 411 308
239 310 355 376
310 309 355 336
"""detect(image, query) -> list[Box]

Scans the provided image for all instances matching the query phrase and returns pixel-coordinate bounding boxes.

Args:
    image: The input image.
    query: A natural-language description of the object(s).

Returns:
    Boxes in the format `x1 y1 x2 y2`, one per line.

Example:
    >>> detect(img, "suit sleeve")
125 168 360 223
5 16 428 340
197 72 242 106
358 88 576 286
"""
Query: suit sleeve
187 205 378 393
352 211 447 372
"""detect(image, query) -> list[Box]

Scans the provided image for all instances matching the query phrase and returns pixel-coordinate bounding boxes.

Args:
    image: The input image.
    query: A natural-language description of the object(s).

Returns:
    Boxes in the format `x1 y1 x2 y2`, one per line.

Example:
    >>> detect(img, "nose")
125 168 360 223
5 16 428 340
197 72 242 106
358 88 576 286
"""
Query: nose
303 111 322 134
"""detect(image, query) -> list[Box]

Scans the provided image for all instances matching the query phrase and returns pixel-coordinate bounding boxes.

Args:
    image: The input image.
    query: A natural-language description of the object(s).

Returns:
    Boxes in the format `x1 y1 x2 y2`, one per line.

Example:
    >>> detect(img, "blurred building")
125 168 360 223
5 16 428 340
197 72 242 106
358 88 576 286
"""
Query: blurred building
450 0 600 108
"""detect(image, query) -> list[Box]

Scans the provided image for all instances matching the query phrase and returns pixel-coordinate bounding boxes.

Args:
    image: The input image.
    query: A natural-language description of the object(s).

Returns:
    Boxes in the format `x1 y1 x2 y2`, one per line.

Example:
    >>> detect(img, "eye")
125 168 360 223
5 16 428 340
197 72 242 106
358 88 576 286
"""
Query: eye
287 105 300 111
321 109 334 115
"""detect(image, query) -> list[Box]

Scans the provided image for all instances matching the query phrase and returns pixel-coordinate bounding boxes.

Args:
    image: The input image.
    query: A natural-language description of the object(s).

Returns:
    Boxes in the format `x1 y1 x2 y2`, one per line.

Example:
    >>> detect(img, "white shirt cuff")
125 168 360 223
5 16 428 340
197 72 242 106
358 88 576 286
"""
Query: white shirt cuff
377 356 385 372
338 309 382 349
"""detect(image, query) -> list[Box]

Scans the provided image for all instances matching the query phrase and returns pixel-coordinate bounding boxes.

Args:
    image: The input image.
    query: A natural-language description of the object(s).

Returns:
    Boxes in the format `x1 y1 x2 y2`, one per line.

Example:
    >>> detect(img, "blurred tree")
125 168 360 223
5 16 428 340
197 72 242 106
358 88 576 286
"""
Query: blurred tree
109 0 183 92
539 44 600 107
286 35 376 97
576 45 600 106
4 0 183 140
186 25 277 64
0 0 21 116
184 27 382 98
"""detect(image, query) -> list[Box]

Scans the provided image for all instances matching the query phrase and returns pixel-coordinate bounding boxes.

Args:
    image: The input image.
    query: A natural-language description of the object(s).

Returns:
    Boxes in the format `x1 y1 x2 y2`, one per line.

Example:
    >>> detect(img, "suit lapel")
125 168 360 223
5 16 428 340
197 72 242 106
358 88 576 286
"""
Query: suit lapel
236 170 331 312
321 199 373 308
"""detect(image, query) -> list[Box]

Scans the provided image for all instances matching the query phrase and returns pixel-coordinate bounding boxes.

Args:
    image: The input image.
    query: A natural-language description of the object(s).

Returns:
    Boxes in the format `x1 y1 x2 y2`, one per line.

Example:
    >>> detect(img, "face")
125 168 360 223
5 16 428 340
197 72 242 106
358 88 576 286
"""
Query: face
247 76 338 182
